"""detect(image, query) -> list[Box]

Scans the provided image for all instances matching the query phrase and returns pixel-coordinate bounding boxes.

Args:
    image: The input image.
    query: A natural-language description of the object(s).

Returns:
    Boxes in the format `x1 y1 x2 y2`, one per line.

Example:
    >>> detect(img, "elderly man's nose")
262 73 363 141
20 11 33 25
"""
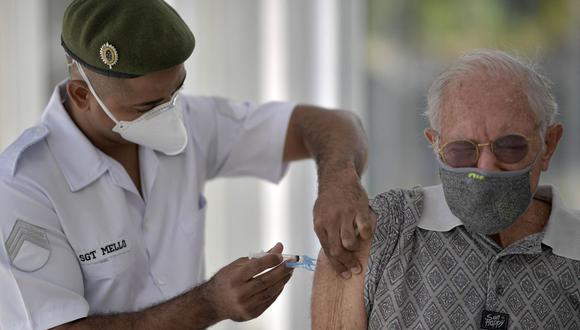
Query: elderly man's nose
477 146 501 171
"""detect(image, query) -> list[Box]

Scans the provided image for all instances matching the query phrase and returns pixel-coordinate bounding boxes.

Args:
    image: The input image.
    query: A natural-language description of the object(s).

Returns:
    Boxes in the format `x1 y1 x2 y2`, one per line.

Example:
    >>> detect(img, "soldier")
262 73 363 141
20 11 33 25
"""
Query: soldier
0 0 372 328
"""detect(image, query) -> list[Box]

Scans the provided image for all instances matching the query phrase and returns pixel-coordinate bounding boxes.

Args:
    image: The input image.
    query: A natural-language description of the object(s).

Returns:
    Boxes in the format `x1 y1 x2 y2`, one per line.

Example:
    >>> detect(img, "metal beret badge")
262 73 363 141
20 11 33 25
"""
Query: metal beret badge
99 42 119 69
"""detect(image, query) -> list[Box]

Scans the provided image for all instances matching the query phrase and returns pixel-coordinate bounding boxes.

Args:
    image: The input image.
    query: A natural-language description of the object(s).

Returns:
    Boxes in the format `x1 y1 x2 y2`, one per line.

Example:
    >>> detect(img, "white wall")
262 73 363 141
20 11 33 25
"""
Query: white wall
0 0 48 148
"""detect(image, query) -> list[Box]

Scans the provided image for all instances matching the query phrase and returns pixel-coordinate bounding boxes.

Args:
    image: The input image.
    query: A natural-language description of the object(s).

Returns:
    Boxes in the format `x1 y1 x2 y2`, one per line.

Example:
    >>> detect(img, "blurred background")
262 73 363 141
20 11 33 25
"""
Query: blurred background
1 0 579 329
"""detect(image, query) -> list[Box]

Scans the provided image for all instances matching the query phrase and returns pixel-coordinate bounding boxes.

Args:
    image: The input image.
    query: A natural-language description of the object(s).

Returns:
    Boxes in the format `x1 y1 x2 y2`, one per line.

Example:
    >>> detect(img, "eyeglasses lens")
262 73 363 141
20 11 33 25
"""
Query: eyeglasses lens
442 140 477 167
492 135 529 164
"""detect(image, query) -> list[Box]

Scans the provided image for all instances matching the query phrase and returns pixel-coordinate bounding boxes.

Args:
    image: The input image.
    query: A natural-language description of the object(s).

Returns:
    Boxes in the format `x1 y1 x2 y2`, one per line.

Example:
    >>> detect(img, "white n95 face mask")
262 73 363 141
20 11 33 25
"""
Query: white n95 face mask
74 60 188 156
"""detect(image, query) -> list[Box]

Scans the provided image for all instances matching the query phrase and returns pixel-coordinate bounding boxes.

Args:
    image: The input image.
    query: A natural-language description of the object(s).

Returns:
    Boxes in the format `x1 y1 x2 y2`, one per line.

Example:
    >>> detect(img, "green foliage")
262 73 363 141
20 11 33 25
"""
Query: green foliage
368 0 571 57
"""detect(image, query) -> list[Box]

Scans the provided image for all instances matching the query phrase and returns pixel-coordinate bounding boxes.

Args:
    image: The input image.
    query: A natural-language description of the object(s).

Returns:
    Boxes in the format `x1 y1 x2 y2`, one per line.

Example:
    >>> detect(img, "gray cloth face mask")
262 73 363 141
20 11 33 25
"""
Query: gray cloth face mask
438 159 536 234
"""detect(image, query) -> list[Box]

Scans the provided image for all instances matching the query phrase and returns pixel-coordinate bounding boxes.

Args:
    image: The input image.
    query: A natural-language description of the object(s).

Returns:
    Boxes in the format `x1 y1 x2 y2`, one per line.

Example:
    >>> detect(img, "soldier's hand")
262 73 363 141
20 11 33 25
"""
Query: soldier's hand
313 166 374 279
206 243 293 322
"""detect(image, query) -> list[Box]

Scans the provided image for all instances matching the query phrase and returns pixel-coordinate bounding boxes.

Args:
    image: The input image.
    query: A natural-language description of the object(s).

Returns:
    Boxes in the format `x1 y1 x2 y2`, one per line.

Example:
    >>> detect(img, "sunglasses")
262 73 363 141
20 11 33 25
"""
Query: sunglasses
437 134 534 168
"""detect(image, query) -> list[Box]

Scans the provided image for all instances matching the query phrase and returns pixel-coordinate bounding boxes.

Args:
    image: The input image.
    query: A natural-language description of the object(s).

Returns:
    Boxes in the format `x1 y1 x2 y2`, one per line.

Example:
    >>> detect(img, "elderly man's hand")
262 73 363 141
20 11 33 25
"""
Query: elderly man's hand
313 165 374 278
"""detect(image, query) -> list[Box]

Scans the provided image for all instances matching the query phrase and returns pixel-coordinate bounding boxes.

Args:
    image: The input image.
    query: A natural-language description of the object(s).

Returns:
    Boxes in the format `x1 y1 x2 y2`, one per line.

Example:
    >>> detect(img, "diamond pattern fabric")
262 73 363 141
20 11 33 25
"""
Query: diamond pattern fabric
364 188 580 329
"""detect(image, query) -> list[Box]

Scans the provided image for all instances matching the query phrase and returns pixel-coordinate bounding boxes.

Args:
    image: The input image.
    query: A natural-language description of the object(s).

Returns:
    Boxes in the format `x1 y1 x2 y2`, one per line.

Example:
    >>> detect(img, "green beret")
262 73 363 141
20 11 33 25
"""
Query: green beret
61 0 195 78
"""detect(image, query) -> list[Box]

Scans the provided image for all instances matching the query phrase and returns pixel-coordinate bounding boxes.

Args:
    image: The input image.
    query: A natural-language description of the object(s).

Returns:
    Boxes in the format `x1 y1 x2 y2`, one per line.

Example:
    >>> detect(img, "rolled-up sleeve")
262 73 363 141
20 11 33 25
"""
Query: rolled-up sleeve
0 179 88 330
183 96 295 183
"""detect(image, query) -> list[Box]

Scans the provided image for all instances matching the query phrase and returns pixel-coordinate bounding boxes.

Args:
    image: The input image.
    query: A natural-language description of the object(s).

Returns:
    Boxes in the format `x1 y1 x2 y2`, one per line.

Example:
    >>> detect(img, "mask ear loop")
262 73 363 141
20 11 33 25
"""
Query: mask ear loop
433 133 445 163
73 60 120 125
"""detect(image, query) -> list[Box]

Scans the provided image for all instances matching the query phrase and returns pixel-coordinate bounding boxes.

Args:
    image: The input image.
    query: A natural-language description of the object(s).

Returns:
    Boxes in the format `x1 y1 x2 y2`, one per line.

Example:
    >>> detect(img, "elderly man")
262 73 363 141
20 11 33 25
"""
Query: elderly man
312 49 580 329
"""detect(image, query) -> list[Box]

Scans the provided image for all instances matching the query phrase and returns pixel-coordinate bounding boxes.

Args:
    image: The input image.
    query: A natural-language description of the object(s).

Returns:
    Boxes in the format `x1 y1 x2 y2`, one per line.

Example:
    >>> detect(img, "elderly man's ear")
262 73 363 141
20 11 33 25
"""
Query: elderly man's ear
541 123 564 171
423 128 437 145
424 128 438 147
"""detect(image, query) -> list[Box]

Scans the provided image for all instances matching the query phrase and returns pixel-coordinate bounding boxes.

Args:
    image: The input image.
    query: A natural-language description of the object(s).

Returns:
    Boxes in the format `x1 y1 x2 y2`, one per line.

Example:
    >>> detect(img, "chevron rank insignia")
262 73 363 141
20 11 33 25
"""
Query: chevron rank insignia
5 219 50 272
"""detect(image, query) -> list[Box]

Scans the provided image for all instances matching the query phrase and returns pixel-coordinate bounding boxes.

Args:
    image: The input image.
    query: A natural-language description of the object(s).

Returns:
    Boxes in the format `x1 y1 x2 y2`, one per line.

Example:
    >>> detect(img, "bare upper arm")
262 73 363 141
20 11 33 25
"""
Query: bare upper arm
311 213 376 330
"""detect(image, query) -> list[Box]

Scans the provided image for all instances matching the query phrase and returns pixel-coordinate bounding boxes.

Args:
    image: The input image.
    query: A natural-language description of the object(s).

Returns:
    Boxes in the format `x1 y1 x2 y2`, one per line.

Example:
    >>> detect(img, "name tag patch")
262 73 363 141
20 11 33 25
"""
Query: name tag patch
78 239 130 265
480 310 509 330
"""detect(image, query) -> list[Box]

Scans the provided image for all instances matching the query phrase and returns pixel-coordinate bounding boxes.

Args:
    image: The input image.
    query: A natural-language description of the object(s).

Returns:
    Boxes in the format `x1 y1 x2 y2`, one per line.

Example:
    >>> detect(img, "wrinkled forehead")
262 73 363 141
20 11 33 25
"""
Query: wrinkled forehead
439 71 538 137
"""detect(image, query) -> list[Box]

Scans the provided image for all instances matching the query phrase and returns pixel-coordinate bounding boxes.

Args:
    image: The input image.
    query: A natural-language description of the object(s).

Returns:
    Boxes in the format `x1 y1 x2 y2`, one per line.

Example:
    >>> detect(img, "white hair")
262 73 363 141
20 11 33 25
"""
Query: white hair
425 49 558 136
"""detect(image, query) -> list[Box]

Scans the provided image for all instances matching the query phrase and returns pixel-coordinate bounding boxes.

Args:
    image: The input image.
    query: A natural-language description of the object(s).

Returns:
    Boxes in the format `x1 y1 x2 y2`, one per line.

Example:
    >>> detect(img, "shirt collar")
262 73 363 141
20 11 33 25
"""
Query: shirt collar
41 81 108 192
418 184 580 261
540 185 580 261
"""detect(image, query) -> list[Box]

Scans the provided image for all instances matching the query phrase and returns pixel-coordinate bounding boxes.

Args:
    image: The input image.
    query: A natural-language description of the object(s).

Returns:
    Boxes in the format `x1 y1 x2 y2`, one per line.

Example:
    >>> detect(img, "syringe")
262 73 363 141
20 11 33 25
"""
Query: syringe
249 251 316 271
249 252 300 262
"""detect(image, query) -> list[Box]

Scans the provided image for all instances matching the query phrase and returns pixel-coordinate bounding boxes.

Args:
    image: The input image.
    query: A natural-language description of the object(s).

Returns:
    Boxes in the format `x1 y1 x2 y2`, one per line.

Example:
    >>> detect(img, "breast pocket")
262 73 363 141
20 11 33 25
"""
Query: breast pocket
179 195 207 235
80 246 135 280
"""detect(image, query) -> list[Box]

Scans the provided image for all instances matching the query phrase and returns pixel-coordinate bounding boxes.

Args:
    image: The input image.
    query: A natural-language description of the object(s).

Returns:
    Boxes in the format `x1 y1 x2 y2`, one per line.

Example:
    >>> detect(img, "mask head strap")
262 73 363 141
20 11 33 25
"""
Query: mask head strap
73 60 120 125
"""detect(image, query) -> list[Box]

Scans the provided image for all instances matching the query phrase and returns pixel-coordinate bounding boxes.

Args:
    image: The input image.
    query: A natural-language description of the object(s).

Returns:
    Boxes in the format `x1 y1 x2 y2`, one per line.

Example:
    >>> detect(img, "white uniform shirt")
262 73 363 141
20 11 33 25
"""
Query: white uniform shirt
0 82 294 330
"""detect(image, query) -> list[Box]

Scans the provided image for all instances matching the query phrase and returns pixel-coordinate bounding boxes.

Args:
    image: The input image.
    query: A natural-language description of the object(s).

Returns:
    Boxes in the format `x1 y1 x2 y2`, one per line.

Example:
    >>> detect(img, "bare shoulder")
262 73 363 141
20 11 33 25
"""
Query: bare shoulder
311 211 377 330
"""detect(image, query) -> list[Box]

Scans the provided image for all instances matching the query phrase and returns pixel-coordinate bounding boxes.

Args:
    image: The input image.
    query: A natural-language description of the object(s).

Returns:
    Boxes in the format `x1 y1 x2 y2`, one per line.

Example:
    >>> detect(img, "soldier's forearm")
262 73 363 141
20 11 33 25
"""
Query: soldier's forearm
51 281 221 330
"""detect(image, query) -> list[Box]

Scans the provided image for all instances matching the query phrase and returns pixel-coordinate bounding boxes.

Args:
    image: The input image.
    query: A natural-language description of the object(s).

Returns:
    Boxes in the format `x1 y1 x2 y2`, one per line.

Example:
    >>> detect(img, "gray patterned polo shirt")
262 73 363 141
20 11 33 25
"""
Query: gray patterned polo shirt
364 185 580 329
